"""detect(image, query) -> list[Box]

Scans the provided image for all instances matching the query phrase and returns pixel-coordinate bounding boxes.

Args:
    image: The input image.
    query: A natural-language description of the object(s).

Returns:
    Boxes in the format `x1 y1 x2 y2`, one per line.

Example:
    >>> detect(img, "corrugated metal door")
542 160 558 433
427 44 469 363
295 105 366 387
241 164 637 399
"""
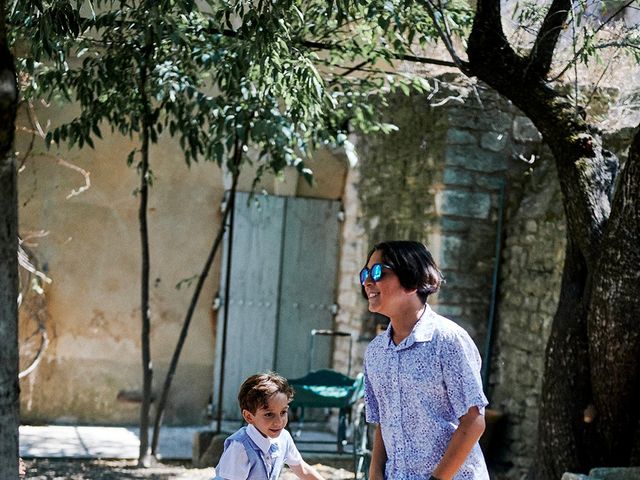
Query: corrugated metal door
214 193 341 420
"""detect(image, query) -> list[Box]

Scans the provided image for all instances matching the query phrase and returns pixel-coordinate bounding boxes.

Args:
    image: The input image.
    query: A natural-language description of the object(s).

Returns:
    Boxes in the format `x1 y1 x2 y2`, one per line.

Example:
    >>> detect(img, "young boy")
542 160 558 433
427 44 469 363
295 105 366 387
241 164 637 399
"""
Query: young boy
214 372 325 480
362 241 488 480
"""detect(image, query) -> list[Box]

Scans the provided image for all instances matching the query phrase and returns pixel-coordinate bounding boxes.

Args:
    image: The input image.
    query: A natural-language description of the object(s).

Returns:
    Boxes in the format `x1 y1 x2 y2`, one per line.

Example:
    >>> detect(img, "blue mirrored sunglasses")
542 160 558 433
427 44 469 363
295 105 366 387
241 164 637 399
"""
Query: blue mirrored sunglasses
359 263 392 285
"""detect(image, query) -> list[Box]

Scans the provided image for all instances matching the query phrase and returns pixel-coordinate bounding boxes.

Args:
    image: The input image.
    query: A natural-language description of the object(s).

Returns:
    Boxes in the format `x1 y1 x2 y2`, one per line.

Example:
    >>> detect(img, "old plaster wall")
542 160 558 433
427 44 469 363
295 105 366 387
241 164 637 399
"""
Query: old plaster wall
17 104 347 425
17 116 226 424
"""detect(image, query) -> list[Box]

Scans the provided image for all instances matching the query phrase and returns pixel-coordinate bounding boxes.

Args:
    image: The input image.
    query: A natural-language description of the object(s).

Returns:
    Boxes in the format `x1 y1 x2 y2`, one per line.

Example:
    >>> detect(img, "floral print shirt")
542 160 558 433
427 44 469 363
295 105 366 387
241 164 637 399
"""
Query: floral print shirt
364 304 489 480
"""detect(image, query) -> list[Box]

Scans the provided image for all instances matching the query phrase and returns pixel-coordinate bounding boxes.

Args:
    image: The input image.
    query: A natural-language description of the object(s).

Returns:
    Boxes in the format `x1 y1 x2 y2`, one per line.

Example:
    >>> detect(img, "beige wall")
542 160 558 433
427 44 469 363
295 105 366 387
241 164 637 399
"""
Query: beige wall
17 105 348 425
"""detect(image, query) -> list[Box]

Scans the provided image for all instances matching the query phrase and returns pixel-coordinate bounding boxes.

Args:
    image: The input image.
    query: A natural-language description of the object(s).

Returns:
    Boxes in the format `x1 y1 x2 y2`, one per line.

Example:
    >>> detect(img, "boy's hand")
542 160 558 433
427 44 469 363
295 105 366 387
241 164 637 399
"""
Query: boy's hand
289 460 325 480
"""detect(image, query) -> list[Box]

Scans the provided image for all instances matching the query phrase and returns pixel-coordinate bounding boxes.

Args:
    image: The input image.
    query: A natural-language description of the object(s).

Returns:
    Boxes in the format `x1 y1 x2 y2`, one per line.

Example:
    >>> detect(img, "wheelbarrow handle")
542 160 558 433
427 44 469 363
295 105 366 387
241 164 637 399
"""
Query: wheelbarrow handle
311 329 352 337
309 330 354 376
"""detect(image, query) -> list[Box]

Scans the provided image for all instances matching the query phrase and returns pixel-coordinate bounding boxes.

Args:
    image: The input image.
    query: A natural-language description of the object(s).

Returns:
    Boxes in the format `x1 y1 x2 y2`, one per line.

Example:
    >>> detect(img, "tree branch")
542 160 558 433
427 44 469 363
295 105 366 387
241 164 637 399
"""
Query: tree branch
418 0 469 72
467 0 525 81
549 0 637 82
527 0 571 78
212 27 459 69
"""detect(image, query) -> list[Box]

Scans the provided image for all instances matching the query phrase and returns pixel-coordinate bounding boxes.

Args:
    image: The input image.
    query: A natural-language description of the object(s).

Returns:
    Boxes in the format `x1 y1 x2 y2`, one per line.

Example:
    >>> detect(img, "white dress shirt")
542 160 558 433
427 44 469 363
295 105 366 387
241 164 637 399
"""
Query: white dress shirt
215 424 302 480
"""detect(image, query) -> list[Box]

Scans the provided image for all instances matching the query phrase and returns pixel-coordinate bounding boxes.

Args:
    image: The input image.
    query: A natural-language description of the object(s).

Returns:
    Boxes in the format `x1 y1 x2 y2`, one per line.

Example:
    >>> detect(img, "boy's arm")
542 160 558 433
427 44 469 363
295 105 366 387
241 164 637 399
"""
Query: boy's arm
368 424 387 480
432 406 485 480
289 460 325 480
214 441 250 480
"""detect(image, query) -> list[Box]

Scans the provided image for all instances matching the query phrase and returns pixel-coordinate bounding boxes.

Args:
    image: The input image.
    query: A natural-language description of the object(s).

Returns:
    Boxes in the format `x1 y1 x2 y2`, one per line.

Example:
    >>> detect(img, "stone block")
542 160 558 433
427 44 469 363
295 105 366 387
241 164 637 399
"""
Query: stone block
590 467 640 480
562 473 595 480
441 217 471 233
447 129 478 145
442 169 505 191
441 271 490 291
437 288 473 305
445 146 507 173
513 116 542 142
193 431 229 468
449 109 512 132
484 109 513 132
476 174 506 190
443 168 475 186
525 219 538 233
447 109 480 129
481 131 508 152
439 235 464 269
437 304 464 318
440 189 491 219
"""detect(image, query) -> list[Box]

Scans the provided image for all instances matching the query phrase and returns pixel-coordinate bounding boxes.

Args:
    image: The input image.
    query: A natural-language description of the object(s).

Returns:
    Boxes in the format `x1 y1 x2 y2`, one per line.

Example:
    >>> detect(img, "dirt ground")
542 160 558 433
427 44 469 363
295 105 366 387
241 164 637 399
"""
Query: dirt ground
22 458 356 479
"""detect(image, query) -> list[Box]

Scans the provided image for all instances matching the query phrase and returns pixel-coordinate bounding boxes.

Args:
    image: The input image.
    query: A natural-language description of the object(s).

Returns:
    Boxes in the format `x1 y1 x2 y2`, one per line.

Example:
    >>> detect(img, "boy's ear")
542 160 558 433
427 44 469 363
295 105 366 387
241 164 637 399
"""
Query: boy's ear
242 409 254 424
403 287 418 297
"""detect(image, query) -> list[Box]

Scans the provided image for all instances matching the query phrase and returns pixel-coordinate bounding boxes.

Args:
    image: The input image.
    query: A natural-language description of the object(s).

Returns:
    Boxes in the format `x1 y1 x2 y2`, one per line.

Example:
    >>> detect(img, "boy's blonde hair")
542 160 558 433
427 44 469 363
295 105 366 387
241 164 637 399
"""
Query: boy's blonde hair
238 372 294 414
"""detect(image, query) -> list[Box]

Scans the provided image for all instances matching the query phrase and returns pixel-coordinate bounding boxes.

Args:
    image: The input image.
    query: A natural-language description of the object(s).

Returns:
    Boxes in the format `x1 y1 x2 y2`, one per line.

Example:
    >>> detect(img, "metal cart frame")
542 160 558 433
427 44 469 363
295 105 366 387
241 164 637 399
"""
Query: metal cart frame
287 330 371 478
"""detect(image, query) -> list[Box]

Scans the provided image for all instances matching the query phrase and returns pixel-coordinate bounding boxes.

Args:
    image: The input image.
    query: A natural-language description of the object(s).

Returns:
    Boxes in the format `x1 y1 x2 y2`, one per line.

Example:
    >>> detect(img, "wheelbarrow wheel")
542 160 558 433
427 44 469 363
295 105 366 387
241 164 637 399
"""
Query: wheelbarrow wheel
352 400 371 479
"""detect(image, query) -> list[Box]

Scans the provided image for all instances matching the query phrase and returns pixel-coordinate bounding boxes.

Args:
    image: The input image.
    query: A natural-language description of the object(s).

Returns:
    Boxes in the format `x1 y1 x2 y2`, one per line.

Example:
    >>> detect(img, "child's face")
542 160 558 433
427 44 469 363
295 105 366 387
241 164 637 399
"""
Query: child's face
363 249 406 316
243 392 290 438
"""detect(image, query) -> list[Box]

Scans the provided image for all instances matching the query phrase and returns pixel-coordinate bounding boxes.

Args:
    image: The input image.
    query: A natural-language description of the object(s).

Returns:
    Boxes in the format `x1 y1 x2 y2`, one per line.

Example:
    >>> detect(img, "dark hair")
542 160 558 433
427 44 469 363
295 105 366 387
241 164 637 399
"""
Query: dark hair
361 240 443 303
238 372 294 414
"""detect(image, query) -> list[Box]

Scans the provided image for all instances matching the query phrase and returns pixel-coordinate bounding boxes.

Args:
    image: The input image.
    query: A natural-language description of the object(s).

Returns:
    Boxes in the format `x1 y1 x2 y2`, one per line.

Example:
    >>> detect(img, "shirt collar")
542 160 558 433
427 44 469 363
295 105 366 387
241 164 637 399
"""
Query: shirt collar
384 303 437 350
246 424 280 455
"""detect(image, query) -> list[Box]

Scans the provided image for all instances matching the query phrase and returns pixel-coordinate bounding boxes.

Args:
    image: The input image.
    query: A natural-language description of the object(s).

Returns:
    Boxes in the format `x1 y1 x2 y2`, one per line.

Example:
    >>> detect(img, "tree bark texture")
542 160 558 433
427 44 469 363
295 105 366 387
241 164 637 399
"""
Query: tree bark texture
465 0 640 477
0 0 20 475
137 36 153 467
588 127 640 465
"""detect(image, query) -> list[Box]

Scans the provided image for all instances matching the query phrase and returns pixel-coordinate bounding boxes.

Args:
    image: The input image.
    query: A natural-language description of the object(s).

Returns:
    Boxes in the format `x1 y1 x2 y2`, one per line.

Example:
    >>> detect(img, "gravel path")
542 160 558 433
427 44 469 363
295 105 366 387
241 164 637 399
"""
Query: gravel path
22 459 356 479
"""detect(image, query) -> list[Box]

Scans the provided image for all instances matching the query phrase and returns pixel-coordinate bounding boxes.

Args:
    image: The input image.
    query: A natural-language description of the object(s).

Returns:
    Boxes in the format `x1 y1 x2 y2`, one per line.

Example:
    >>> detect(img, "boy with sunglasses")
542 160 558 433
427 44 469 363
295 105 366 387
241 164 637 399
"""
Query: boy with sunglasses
214 372 324 480
361 241 489 480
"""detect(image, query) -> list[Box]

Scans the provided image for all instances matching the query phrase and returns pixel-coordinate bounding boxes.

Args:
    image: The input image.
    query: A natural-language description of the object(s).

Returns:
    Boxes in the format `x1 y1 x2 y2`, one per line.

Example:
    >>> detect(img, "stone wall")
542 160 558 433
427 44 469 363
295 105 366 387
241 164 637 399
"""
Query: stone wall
488 152 566 477
335 78 544 352
332 76 632 479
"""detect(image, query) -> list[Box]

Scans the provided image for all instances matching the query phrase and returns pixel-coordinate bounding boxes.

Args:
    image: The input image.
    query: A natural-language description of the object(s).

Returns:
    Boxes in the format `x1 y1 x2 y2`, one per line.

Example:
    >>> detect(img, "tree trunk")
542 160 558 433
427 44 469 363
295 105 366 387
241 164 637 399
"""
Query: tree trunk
535 239 593 479
588 126 640 465
0 0 20 475
137 40 153 467
465 0 640 477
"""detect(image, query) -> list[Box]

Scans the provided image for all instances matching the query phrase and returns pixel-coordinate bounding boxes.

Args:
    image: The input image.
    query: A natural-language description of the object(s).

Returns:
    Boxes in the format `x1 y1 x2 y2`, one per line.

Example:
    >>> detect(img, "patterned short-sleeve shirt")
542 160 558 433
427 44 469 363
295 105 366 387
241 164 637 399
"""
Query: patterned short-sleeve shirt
364 305 489 480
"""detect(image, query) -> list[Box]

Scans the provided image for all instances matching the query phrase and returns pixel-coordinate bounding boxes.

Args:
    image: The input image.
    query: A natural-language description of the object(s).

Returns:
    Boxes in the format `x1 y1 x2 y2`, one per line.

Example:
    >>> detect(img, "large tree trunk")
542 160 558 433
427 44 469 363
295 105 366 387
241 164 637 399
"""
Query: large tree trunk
0 0 20 476
535 238 593 479
465 0 640 477
588 127 640 465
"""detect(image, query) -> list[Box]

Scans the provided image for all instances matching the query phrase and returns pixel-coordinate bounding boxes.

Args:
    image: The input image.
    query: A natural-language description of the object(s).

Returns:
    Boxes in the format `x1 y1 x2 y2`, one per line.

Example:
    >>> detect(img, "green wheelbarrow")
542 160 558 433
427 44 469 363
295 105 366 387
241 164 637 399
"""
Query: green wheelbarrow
287 330 371 478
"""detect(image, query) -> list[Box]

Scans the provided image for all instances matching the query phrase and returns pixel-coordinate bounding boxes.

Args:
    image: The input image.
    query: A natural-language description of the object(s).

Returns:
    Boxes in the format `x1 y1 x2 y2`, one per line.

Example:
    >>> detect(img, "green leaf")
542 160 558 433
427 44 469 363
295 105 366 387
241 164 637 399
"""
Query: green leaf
126 150 137 167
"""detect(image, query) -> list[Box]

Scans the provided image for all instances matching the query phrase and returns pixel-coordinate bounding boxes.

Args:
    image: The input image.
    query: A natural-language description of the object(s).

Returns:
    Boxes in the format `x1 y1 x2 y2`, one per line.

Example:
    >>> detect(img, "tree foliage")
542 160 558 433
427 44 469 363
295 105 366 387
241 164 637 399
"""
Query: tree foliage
7 0 640 476
7 0 435 465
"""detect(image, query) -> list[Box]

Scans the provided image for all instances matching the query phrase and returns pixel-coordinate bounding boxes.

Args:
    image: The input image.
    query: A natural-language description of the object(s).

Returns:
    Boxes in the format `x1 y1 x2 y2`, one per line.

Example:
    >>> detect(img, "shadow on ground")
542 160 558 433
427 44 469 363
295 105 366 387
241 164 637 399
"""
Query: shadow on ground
23 459 215 480
23 458 356 479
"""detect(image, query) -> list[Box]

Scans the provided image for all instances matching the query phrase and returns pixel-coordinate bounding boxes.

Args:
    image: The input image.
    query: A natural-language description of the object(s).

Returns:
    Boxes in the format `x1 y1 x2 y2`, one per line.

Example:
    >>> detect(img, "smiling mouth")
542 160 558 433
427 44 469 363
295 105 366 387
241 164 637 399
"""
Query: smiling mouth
368 292 379 298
